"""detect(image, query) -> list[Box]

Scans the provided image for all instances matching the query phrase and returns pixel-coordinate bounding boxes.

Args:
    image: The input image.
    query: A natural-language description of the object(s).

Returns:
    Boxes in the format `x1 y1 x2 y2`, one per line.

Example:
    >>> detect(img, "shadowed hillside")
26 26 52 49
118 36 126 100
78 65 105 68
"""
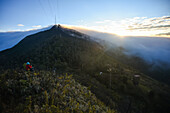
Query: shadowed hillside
0 25 170 113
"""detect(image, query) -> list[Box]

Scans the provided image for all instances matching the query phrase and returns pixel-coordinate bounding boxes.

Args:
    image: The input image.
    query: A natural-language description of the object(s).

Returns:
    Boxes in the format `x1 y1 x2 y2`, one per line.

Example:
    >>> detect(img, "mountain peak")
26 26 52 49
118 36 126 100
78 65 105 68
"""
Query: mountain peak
50 24 61 30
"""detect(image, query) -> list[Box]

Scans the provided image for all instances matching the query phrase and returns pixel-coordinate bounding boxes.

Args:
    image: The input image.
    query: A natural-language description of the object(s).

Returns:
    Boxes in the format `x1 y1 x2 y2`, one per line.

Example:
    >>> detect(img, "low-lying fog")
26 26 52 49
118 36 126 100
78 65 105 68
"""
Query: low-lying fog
73 27 170 68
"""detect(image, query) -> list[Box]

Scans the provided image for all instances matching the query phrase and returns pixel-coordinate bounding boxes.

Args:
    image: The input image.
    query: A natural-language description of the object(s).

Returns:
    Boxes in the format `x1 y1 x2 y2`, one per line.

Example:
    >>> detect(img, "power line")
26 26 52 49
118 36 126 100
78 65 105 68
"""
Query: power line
38 0 60 25
38 0 49 21
48 0 55 21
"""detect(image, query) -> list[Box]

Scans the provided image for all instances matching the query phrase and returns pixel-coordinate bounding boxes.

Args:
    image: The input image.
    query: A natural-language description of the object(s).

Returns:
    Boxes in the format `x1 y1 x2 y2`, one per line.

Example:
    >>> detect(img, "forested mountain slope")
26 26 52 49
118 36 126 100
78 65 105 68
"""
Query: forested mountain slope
0 25 170 113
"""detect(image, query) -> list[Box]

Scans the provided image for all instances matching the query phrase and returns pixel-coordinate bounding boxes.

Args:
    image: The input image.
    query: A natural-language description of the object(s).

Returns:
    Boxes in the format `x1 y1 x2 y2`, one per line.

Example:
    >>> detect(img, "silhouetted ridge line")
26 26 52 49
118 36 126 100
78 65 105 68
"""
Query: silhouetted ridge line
50 24 61 30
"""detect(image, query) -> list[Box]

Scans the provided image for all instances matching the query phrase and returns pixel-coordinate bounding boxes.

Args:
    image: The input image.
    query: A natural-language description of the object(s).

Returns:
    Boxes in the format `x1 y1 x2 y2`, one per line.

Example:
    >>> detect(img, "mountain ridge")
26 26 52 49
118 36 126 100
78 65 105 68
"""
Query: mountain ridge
0 25 170 113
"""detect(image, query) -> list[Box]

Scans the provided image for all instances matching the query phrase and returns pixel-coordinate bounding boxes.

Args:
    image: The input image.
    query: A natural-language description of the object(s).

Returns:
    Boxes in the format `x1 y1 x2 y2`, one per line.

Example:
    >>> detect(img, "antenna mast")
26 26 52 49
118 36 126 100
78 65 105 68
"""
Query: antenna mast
55 15 56 25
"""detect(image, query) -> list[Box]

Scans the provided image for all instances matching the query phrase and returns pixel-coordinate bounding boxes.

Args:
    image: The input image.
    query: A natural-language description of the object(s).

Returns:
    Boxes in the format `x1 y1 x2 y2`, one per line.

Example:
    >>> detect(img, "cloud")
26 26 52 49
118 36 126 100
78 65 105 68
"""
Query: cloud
127 16 170 30
128 25 170 30
71 25 170 66
157 32 170 36
162 16 170 19
74 16 170 37
17 24 24 27
32 25 41 28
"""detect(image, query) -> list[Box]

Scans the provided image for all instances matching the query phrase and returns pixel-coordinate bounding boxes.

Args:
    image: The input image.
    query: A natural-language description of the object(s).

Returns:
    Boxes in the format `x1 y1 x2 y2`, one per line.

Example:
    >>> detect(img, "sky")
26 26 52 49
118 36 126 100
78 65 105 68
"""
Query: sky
0 0 170 37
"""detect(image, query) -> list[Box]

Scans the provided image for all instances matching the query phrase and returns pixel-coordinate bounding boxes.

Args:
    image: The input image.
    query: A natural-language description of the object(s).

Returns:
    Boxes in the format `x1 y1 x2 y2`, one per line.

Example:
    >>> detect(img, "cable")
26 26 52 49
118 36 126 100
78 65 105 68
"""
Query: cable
38 0 49 22
48 0 55 20
38 0 60 25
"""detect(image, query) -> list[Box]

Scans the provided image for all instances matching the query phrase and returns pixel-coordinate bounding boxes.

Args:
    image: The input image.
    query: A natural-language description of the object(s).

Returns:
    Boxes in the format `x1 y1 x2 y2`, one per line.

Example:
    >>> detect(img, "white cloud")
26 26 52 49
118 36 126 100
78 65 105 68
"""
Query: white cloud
32 25 41 28
73 16 170 37
17 24 24 27
0 30 5 32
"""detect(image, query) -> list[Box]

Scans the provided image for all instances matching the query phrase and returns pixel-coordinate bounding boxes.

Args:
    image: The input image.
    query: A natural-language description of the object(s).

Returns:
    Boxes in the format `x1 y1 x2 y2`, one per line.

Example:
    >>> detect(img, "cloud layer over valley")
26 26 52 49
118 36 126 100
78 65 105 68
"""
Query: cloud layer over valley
0 26 52 51
72 27 170 68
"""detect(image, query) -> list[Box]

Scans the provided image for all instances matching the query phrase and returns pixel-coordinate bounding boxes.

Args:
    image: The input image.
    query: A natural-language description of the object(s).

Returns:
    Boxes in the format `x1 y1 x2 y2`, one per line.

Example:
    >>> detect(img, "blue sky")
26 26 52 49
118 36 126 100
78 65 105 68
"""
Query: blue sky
0 0 170 36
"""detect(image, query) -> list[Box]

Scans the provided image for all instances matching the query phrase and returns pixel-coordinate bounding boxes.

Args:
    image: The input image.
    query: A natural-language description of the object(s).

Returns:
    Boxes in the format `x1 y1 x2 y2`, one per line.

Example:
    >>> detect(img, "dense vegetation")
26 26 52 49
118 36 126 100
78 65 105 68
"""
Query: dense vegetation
0 25 170 113
0 70 115 112
105 47 170 85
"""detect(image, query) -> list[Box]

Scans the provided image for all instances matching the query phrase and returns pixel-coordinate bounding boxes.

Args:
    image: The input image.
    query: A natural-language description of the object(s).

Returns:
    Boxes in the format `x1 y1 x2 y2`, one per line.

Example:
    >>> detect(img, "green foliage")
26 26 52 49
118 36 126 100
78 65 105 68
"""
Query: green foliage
106 47 170 85
0 70 115 113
